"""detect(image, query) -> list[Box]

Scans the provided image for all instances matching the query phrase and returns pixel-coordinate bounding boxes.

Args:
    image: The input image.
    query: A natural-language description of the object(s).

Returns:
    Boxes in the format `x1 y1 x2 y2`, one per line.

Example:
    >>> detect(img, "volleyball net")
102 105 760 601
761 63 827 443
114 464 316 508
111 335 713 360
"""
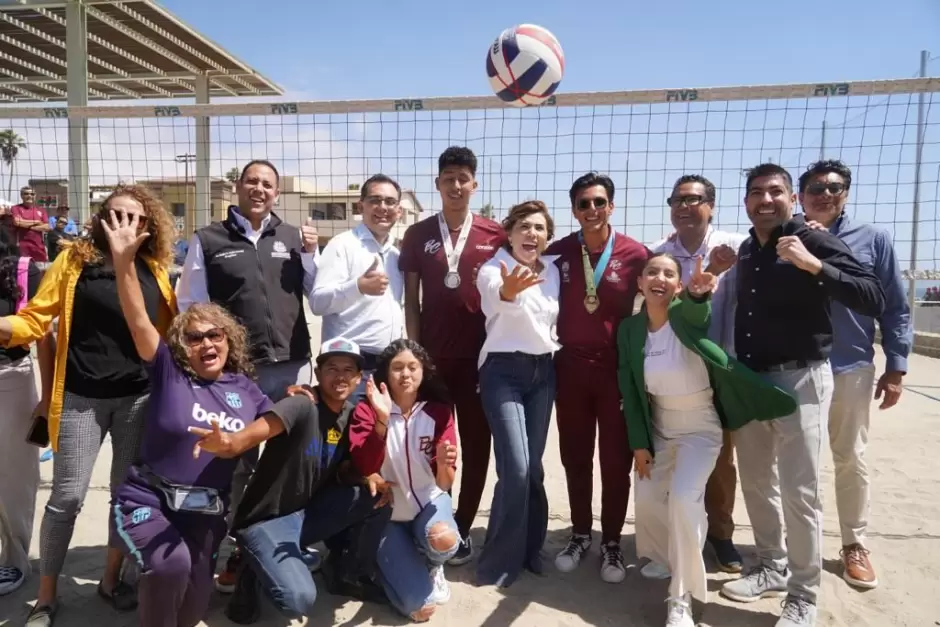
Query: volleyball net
0 76 937 281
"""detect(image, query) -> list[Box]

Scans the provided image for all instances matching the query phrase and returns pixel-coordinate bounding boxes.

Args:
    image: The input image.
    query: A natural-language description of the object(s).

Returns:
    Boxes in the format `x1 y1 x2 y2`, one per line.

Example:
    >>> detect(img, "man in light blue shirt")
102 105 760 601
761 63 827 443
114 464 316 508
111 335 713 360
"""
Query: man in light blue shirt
47 205 78 235
797 159 912 592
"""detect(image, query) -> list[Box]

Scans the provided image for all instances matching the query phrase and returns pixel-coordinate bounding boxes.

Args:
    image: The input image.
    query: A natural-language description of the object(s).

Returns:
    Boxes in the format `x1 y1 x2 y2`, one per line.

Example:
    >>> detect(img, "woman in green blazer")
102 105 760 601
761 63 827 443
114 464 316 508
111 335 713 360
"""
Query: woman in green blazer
616 253 796 627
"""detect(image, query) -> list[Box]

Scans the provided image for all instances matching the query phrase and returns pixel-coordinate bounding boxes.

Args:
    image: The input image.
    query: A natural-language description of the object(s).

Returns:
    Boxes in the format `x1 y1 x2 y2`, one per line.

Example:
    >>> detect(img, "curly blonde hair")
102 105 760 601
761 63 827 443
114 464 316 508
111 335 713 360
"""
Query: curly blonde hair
63 183 176 267
167 303 255 380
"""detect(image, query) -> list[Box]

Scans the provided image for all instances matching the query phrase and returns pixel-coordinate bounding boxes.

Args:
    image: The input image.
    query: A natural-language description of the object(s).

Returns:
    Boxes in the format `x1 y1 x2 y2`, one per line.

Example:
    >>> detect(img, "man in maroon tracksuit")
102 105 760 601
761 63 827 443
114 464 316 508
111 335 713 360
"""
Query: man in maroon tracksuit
546 172 650 584
400 146 506 565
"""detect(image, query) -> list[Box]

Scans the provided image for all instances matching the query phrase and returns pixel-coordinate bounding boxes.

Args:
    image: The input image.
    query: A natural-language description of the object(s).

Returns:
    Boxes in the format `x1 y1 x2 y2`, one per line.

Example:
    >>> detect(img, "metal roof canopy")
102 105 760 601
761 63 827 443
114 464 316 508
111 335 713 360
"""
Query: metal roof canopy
0 0 283 102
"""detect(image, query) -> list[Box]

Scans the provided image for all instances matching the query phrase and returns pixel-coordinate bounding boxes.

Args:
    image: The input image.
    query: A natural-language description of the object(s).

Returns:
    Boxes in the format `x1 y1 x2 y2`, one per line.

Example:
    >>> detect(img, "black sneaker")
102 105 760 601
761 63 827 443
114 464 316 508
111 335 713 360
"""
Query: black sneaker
599 542 626 583
447 535 473 566
224 566 261 625
707 536 743 573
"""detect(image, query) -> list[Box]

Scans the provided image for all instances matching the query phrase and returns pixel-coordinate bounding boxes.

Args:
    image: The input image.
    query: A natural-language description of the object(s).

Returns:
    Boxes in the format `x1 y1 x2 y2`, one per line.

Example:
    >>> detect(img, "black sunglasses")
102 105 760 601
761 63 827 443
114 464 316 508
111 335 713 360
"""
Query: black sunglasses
184 327 226 347
805 182 847 196
576 197 608 211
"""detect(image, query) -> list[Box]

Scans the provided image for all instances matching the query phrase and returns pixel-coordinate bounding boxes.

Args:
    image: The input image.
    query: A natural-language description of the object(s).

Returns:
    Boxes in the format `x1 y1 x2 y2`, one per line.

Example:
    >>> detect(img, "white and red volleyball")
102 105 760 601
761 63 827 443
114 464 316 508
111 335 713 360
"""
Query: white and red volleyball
486 24 565 107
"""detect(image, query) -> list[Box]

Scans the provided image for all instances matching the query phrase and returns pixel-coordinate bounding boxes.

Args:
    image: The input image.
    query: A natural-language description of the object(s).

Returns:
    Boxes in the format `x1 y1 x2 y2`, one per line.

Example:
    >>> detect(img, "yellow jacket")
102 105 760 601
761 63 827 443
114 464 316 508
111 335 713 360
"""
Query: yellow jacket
4 249 177 451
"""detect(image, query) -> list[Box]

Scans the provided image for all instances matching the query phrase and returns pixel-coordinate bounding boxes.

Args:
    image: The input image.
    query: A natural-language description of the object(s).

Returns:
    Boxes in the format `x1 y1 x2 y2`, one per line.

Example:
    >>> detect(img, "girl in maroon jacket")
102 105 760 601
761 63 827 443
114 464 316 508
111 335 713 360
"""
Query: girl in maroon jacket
349 339 459 623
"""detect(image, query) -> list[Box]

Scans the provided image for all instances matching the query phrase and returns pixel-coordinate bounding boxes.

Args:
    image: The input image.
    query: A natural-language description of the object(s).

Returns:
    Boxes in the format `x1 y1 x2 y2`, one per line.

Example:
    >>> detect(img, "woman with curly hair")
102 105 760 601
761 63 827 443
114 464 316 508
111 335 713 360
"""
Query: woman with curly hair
100 209 301 627
349 338 460 622
0 185 178 626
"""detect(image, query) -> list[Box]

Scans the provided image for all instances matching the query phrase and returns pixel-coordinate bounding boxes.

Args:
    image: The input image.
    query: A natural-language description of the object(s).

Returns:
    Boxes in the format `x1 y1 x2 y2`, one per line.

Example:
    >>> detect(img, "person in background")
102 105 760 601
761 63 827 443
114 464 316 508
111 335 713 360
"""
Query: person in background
797 159 912 590
176 159 320 590
720 163 884 627
546 172 650 583
474 201 560 588
400 146 506 564
46 217 74 263
349 339 460 622
0 184 177 627
310 174 405 398
0 231 54 597
618 253 796 627
0 203 16 242
222 338 390 625
11 187 50 263
651 174 748 572
47 206 78 236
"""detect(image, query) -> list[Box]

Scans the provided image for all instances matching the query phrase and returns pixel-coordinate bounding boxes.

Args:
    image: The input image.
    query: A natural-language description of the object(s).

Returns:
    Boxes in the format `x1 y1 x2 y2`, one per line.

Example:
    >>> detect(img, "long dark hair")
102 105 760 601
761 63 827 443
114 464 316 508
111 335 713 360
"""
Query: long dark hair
373 339 451 405
0 229 22 303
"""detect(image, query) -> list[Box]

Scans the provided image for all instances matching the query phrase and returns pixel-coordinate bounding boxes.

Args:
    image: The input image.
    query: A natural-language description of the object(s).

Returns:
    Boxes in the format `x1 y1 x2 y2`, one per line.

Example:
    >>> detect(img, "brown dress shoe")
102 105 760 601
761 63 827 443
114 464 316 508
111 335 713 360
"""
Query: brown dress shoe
841 543 878 589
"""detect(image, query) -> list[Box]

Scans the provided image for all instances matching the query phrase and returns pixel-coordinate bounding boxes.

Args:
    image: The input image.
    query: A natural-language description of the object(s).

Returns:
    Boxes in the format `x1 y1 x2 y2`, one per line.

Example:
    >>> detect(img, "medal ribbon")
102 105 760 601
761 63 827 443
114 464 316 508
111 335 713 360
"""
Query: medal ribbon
438 212 473 275
578 230 615 301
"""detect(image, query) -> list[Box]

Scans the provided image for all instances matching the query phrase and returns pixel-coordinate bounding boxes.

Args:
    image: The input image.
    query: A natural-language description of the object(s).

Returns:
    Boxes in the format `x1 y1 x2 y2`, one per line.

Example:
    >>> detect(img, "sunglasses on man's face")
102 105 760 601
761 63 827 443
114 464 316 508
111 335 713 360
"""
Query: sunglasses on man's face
576 197 609 211
184 327 226 347
805 182 847 196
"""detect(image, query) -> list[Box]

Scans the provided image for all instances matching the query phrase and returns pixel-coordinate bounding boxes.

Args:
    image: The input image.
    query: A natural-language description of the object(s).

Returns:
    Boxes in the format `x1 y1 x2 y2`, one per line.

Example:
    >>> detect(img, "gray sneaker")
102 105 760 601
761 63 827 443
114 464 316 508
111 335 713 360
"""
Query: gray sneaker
776 595 817 626
721 564 789 603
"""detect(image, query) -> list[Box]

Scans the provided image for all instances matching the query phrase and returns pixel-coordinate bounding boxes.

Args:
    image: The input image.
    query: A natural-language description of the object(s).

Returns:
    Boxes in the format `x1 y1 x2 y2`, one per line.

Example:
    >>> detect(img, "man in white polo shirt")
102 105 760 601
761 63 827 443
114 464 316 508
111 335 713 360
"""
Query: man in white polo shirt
310 174 405 396
651 173 747 574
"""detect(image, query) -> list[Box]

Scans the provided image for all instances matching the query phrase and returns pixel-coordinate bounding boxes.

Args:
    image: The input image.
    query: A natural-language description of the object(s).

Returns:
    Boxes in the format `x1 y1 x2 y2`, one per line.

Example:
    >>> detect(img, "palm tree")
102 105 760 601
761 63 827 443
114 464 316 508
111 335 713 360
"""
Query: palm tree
224 167 239 183
0 130 26 199
481 203 495 219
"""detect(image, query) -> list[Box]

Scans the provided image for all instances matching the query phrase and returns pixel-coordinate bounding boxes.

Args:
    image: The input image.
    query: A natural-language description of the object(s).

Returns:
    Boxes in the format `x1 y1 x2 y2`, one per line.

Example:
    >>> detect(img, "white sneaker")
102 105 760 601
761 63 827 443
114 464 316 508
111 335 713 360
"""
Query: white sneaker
0 566 24 596
641 560 672 580
665 594 694 627
427 565 450 605
554 533 591 573
599 542 626 583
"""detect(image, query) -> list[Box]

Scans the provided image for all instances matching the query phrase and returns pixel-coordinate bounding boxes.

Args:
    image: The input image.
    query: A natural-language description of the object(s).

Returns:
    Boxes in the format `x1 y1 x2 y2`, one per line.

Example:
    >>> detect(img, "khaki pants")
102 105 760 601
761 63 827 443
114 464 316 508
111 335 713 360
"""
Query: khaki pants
0 357 40 574
829 364 877 547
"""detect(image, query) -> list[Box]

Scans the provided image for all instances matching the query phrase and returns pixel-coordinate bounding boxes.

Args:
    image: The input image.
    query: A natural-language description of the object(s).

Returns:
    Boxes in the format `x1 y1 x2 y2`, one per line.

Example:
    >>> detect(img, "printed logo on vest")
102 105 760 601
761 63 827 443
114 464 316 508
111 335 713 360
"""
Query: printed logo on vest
192 402 246 432
424 239 442 255
225 392 243 409
271 240 291 259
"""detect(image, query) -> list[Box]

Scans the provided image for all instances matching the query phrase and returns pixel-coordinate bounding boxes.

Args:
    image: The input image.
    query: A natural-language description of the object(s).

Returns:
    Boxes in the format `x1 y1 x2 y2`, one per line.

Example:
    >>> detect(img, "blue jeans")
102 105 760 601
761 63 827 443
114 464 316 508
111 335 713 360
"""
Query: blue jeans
475 352 555 587
377 493 459 616
236 485 389 618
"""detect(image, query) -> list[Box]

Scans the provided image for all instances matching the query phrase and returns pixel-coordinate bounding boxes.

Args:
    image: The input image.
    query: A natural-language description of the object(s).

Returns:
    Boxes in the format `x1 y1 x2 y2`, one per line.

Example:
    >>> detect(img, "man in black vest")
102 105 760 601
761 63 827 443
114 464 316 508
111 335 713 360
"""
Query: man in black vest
176 158 320 591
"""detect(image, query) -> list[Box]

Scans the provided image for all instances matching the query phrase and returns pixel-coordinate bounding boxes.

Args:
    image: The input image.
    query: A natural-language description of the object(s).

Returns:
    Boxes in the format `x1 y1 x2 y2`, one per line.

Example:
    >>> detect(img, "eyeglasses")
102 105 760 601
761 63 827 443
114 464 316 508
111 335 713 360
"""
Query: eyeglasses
576 197 608 211
805 182 847 196
667 194 710 208
363 195 400 208
183 327 226 347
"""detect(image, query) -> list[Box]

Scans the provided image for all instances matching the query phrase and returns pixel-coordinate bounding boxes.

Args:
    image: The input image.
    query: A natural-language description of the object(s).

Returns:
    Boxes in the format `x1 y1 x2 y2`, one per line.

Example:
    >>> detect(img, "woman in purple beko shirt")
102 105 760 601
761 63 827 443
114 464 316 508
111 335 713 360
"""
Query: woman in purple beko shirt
100 209 296 627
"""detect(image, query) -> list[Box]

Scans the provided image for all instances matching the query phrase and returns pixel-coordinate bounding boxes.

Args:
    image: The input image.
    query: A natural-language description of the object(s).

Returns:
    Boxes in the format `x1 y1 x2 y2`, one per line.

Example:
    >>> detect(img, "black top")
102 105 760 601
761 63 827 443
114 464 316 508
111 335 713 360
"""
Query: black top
47 230 72 262
233 390 353 530
64 257 160 398
0 259 41 366
734 217 885 372
196 206 310 366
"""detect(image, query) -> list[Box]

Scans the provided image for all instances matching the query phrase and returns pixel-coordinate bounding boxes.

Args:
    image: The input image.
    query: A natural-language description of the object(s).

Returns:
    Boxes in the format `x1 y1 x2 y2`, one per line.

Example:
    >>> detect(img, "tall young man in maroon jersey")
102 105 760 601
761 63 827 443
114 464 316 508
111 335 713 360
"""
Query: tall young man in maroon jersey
546 172 650 583
400 146 506 565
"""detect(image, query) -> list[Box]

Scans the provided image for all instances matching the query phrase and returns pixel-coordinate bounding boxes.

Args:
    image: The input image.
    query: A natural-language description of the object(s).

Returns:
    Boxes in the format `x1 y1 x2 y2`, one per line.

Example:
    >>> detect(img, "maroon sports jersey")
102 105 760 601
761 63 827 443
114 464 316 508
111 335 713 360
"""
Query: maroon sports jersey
546 231 650 365
400 213 507 360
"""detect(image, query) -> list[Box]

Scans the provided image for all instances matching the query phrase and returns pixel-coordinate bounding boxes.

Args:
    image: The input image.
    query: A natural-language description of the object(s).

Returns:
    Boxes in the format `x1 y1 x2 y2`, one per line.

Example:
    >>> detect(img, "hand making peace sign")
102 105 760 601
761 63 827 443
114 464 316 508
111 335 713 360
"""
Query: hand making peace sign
687 256 718 297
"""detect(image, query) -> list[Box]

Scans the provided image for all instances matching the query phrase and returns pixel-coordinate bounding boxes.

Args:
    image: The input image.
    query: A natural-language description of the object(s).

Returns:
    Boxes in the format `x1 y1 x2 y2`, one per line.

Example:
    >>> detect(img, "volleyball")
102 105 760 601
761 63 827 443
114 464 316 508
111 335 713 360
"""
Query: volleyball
486 24 565 107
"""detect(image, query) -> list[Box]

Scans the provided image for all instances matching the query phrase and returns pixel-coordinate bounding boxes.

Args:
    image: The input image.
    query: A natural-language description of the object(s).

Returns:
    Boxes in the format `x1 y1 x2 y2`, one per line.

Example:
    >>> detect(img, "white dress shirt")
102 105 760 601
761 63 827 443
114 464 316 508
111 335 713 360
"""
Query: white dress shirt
476 247 561 369
651 226 748 284
309 223 404 354
175 209 319 312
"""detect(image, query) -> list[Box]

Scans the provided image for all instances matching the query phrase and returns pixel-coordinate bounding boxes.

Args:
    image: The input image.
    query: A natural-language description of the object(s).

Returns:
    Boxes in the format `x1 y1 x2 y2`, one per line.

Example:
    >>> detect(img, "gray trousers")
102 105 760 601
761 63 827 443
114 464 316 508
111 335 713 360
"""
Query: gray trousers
0 357 40 575
226 358 313 529
734 360 833 604
39 390 149 576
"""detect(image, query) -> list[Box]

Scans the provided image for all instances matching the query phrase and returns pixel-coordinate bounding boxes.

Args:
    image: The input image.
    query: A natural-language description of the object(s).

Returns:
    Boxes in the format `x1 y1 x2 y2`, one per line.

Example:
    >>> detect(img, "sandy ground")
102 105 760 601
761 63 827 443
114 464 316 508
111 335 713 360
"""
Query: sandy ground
2 314 939 626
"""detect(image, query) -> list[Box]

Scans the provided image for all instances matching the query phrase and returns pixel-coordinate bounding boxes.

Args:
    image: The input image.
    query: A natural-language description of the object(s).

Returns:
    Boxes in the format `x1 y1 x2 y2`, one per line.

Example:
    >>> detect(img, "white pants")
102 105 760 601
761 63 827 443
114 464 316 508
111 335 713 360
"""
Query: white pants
829 364 876 547
735 360 833 604
635 388 723 601
0 357 40 574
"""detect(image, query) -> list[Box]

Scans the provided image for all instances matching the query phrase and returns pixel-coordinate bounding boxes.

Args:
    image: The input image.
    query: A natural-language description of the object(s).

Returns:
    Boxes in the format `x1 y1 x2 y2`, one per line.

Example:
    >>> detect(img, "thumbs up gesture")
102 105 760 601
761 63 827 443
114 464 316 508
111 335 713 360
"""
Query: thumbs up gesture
687 256 718 298
357 255 389 296
300 218 318 253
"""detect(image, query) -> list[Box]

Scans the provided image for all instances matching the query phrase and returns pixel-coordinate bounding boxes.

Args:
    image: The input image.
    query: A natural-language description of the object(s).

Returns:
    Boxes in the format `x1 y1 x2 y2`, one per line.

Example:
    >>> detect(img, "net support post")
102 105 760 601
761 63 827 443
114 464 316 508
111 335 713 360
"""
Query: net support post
66 0 89 222
908 50 928 326
194 74 211 230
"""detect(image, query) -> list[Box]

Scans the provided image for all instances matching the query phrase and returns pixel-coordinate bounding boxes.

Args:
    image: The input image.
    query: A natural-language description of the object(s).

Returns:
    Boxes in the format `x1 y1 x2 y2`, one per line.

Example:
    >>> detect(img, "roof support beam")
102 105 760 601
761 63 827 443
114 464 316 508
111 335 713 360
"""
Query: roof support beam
66 0 89 220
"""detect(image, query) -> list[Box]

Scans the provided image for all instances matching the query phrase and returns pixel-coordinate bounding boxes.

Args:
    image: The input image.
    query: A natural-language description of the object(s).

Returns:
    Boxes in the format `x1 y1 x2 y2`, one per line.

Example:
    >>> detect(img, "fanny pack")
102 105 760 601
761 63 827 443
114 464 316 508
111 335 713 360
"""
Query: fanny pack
137 465 224 515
